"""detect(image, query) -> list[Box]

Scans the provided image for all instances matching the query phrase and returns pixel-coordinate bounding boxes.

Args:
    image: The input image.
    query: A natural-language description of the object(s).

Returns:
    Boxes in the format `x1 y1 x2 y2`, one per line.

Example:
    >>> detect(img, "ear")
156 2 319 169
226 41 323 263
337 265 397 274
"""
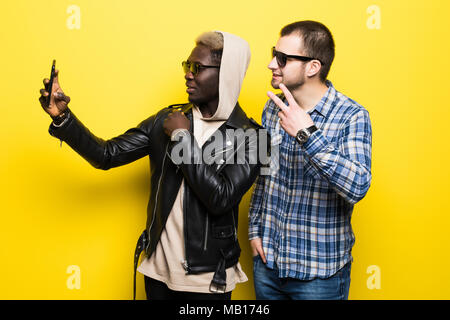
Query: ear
306 60 322 78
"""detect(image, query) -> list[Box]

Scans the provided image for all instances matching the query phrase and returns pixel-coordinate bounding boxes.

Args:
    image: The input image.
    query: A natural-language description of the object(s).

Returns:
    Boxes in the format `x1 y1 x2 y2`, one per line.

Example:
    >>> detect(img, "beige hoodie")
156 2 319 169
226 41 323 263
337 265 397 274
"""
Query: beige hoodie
137 31 251 294
195 30 251 121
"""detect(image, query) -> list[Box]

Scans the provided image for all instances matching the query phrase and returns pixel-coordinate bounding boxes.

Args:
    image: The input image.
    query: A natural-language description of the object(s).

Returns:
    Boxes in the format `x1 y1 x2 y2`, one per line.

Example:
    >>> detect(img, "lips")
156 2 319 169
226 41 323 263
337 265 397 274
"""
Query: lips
186 83 196 94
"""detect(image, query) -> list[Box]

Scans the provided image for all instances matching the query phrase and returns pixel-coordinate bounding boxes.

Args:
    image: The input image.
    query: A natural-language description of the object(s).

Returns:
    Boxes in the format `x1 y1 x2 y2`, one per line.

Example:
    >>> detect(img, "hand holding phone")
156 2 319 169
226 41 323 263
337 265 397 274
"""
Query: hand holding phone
39 60 71 118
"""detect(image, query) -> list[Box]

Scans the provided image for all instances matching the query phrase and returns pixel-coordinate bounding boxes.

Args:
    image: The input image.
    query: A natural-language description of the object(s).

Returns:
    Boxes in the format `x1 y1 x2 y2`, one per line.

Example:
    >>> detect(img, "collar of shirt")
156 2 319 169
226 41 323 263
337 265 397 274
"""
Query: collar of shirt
305 80 337 119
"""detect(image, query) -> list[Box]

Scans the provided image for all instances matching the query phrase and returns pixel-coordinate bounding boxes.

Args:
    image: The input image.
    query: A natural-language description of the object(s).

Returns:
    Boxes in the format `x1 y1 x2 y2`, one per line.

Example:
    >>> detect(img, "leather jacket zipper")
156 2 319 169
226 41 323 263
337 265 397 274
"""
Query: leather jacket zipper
182 110 194 273
231 209 237 241
182 183 190 273
203 214 209 251
146 142 169 251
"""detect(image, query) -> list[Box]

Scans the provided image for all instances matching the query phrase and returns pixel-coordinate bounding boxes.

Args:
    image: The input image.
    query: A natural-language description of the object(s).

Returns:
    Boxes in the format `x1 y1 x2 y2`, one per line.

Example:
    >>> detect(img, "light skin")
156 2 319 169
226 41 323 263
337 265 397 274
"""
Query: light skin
39 44 220 137
250 33 330 263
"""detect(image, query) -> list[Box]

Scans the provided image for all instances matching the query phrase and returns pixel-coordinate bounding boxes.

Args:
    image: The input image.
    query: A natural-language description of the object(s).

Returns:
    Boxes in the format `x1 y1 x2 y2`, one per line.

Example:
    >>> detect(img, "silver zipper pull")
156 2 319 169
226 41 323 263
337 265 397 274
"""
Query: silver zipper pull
180 260 190 274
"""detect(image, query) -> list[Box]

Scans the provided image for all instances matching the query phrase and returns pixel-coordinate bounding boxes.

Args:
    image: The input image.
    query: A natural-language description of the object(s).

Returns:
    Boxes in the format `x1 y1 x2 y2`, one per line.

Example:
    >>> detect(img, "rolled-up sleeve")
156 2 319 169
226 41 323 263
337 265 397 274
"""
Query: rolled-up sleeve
302 109 372 205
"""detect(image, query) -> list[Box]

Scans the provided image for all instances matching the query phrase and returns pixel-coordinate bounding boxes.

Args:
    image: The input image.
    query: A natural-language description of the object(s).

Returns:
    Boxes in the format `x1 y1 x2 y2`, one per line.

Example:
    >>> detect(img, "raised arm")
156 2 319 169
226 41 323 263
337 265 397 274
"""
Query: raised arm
39 69 153 170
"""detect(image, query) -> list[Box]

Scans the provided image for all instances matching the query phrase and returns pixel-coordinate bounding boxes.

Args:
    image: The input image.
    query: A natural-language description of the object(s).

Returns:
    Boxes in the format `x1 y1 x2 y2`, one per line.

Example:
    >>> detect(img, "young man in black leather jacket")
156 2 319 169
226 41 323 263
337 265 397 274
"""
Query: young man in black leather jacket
39 31 267 300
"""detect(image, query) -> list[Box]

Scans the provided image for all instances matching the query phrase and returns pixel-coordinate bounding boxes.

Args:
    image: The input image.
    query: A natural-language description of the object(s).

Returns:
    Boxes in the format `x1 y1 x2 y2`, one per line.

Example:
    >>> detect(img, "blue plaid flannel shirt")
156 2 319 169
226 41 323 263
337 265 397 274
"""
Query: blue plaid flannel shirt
249 80 372 279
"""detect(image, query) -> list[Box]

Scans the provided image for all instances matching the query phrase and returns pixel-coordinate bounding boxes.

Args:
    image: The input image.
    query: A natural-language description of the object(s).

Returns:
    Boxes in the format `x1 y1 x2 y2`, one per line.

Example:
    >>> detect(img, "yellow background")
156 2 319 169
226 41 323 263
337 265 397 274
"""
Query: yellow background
1 0 449 299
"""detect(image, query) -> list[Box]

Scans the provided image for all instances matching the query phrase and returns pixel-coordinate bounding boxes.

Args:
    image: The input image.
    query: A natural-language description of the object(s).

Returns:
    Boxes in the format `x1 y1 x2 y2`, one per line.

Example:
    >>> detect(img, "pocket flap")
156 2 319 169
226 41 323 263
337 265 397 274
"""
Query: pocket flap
212 225 234 239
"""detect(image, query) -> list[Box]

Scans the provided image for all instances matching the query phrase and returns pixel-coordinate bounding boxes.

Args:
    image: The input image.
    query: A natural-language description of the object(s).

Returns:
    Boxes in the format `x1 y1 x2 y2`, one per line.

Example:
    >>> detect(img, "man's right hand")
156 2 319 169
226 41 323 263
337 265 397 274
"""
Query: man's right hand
250 238 267 264
39 69 71 119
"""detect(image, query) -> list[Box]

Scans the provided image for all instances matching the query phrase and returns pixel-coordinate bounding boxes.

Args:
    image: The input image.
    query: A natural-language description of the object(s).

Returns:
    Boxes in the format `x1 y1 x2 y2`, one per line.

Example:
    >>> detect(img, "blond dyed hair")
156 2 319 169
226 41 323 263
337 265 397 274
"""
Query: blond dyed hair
195 31 224 64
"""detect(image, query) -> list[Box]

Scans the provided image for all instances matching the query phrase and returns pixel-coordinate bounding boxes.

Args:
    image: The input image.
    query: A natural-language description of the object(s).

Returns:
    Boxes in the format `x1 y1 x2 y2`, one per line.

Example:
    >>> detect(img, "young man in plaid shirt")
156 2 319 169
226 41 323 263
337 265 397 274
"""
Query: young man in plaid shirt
249 20 372 300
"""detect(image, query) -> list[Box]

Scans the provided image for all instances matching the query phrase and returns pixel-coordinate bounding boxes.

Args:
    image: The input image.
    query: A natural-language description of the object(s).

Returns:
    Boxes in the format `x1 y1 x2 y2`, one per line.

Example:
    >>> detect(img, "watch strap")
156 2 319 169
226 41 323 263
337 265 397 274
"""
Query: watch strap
306 125 318 134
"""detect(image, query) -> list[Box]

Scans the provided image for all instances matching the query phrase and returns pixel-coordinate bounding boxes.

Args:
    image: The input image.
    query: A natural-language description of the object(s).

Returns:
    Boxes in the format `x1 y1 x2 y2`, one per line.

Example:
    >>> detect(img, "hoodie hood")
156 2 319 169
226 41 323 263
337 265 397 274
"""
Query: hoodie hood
195 31 251 121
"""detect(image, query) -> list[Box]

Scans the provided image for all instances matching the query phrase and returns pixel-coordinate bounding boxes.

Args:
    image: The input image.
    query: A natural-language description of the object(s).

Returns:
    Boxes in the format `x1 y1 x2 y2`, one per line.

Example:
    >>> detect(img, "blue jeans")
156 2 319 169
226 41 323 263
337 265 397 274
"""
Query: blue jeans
253 255 351 300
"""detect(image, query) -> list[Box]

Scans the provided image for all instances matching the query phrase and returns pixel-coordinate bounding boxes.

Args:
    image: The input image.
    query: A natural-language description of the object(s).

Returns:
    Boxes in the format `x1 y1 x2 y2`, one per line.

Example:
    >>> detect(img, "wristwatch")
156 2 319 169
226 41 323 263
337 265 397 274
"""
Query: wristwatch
295 125 318 145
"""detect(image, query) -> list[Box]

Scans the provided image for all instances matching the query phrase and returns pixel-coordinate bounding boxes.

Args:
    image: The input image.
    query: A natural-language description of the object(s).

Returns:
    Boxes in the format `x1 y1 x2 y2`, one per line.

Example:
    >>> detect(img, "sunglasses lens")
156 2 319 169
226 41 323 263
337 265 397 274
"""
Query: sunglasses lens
191 63 198 75
279 53 287 67
182 61 200 75
272 48 286 67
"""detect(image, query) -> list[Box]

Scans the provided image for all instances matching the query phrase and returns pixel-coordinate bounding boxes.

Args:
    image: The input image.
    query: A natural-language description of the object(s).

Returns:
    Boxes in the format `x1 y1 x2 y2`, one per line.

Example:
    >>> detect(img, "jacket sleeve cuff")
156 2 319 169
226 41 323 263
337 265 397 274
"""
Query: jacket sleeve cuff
48 108 74 140
171 128 190 141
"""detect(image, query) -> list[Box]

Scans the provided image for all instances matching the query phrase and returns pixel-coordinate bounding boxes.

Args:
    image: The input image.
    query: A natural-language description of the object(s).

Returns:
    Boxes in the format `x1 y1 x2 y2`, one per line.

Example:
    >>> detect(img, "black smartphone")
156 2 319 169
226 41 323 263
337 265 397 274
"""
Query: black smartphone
46 59 56 107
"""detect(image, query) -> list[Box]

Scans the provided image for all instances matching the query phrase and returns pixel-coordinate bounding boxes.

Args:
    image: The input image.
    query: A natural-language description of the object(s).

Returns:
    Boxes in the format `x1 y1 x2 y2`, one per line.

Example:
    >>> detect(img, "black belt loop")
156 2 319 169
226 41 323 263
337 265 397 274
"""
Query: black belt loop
133 230 148 300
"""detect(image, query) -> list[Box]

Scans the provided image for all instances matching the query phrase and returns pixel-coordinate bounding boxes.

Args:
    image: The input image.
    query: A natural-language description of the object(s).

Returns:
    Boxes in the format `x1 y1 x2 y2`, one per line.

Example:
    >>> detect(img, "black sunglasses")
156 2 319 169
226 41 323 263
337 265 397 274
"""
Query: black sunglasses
182 61 220 76
272 47 322 68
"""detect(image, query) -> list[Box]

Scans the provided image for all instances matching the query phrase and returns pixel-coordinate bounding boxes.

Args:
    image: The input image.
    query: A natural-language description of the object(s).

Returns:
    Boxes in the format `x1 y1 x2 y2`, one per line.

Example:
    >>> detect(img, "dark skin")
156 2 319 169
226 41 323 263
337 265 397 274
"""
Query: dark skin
163 44 220 136
39 69 70 118
39 45 220 138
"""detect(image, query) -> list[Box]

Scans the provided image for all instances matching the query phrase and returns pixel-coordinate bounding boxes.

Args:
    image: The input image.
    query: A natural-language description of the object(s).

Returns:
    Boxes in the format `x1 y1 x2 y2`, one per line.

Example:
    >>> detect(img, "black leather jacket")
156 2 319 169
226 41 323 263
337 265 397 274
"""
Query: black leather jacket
48 102 266 298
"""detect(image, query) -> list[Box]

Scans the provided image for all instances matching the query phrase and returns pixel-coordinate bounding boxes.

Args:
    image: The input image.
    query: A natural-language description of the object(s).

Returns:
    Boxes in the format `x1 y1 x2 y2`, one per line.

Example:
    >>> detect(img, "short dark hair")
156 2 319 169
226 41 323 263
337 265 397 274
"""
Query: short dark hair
280 20 335 82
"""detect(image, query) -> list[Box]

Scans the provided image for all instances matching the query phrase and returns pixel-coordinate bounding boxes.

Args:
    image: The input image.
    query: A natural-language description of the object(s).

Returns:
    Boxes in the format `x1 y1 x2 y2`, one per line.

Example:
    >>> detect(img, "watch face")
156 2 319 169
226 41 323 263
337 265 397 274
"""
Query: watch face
296 130 309 144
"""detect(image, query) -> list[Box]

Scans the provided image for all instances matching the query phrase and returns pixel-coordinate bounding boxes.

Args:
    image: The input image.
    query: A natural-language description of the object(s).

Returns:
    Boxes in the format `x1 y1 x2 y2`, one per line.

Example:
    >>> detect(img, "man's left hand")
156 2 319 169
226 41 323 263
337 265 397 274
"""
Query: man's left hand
163 111 190 137
267 83 315 137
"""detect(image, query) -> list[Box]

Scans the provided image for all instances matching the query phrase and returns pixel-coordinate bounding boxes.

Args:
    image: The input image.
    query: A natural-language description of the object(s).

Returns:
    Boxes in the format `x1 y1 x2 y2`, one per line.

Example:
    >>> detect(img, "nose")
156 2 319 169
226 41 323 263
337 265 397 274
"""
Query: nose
268 57 278 70
185 70 194 81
